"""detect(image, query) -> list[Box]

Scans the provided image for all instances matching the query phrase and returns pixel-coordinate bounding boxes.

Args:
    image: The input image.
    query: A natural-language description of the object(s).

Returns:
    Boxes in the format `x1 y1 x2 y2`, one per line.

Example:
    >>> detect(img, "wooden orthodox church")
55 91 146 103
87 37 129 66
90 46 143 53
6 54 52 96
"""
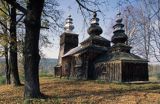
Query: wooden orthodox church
54 12 148 82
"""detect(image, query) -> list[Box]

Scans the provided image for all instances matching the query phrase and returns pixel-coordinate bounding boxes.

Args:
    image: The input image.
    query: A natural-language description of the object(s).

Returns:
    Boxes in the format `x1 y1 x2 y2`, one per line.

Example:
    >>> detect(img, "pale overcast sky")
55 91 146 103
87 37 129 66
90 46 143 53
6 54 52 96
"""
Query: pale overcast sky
42 0 137 59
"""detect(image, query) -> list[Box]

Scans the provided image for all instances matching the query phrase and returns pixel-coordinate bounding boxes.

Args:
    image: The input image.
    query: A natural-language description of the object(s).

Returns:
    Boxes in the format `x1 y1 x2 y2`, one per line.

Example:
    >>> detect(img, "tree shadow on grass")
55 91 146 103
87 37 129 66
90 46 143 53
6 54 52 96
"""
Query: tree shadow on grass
40 80 160 103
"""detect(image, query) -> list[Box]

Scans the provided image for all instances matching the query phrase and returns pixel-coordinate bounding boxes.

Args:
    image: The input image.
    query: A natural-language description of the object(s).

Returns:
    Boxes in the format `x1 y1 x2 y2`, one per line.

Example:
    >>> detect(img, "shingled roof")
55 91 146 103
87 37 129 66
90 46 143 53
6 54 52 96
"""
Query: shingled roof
95 52 148 63
63 45 108 57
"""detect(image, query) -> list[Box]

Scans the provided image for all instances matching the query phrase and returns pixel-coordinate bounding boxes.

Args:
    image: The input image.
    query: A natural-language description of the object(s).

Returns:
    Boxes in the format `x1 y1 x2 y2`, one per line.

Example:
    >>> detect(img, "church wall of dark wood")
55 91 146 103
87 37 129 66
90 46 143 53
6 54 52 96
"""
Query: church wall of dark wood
122 62 148 82
76 55 88 80
58 56 148 82
95 61 122 82
61 55 87 80
54 66 62 77
95 61 148 82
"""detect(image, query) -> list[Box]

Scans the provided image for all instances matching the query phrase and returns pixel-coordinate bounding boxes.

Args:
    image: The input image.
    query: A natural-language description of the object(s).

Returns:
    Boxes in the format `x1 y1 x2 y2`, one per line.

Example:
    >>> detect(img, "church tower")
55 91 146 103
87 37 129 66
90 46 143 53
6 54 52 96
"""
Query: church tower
55 15 78 76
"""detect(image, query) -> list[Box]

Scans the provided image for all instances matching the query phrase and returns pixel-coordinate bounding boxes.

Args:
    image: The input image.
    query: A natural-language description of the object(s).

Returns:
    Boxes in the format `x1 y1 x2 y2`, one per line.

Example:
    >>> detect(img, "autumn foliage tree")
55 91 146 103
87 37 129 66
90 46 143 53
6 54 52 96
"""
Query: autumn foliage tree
0 0 11 84
0 0 22 86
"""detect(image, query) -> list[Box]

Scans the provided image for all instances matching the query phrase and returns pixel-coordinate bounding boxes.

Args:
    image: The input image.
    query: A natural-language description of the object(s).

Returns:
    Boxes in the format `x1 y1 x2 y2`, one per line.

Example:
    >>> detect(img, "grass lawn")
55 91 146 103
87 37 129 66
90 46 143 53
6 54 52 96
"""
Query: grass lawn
0 77 160 104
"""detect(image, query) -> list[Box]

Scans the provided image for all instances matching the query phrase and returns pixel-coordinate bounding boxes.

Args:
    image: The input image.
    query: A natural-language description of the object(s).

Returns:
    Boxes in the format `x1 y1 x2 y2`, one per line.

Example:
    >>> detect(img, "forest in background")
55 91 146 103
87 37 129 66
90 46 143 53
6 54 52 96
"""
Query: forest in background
0 58 57 84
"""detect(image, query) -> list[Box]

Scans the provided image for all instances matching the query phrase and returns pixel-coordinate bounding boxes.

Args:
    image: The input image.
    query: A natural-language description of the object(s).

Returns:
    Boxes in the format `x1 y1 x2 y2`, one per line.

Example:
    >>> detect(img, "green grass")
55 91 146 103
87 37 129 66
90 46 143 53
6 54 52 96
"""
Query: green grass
95 79 106 84
0 75 5 85
19 70 54 82
108 82 160 93
39 71 54 77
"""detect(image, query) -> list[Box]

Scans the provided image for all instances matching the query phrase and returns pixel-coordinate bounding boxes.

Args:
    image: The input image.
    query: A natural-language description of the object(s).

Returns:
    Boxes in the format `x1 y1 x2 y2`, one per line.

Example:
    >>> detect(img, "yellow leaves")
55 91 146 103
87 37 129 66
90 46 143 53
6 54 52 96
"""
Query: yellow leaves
0 11 5 18
0 0 9 17
0 77 160 104
0 85 23 104
0 8 9 21
0 34 9 46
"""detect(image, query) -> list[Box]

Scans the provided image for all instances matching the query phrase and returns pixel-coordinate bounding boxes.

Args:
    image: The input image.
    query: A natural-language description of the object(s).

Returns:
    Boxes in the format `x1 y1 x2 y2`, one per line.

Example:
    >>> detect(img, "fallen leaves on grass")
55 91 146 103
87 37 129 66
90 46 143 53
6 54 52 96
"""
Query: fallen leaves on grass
0 77 160 104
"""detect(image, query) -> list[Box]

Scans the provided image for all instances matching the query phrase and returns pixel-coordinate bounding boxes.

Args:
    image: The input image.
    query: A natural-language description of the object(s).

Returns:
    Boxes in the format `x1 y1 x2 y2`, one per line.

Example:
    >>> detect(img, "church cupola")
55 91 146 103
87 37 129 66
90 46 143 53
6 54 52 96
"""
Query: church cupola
87 12 103 36
111 12 128 44
81 12 110 47
64 15 74 32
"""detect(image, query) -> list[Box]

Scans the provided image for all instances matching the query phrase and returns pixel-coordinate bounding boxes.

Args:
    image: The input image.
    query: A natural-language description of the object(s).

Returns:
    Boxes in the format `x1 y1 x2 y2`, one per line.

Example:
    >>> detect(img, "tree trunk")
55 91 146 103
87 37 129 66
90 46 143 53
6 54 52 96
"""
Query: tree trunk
4 46 11 84
24 0 44 99
2 21 11 84
9 0 21 86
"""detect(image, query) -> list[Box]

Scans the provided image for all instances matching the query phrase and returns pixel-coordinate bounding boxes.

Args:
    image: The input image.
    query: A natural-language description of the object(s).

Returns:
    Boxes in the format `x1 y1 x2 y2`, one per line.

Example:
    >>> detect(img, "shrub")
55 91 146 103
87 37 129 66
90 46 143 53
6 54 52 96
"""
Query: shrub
0 75 5 85
156 73 160 80
20 74 25 82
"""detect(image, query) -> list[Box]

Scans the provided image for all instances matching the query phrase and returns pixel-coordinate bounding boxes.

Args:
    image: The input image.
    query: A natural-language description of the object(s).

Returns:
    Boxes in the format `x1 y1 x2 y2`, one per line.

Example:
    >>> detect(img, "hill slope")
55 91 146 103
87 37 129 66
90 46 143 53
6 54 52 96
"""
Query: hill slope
0 58 58 72
39 58 57 71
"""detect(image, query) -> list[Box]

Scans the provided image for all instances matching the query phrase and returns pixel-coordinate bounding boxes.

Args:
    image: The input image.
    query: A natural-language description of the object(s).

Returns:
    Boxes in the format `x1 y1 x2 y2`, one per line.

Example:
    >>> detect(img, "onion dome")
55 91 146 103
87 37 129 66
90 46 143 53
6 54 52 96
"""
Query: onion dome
64 15 74 32
111 12 128 44
87 12 103 36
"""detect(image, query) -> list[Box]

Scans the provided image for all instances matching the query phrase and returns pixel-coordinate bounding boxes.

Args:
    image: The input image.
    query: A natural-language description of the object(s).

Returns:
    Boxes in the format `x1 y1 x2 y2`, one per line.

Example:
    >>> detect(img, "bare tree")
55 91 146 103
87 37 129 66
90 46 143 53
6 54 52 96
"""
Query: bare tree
121 0 160 62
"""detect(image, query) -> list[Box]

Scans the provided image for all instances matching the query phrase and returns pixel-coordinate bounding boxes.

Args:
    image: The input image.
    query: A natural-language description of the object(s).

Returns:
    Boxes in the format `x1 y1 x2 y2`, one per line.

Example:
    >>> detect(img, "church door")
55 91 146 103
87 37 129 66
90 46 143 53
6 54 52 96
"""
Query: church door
87 60 95 80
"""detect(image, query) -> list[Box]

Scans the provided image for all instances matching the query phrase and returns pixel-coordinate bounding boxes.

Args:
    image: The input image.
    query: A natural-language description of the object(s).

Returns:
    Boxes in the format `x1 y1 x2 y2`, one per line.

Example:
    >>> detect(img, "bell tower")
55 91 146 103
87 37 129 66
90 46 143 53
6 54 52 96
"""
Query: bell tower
55 15 78 76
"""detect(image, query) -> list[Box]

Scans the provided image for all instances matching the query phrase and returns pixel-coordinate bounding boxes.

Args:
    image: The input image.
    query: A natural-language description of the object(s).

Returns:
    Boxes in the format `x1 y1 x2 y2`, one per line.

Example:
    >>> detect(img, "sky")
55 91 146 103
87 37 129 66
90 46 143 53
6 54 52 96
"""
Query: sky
42 0 137 59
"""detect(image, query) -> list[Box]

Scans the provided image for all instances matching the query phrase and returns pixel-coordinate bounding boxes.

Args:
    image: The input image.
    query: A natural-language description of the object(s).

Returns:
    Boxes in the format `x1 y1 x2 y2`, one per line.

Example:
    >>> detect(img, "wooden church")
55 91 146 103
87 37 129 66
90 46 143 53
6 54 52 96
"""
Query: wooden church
54 12 148 82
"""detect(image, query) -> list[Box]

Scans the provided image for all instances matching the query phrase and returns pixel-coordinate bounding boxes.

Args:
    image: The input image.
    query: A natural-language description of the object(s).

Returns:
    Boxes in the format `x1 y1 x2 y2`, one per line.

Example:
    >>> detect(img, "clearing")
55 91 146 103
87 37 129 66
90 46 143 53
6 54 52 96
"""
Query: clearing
0 77 160 104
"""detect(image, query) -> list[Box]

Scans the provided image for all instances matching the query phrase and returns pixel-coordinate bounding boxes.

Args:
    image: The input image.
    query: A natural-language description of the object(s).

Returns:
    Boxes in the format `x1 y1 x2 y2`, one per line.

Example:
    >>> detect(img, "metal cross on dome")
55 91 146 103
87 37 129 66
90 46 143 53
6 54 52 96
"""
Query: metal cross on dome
117 0 122 13
68 6 72 15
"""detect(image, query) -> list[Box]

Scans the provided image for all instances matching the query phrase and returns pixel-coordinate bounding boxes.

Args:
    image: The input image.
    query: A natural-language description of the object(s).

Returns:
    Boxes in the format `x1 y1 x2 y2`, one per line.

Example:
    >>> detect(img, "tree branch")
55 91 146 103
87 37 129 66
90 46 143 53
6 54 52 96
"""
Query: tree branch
16 14 25 24
3 0 27 14
0 21 9 30
0 8 9 16
75 0 100 13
